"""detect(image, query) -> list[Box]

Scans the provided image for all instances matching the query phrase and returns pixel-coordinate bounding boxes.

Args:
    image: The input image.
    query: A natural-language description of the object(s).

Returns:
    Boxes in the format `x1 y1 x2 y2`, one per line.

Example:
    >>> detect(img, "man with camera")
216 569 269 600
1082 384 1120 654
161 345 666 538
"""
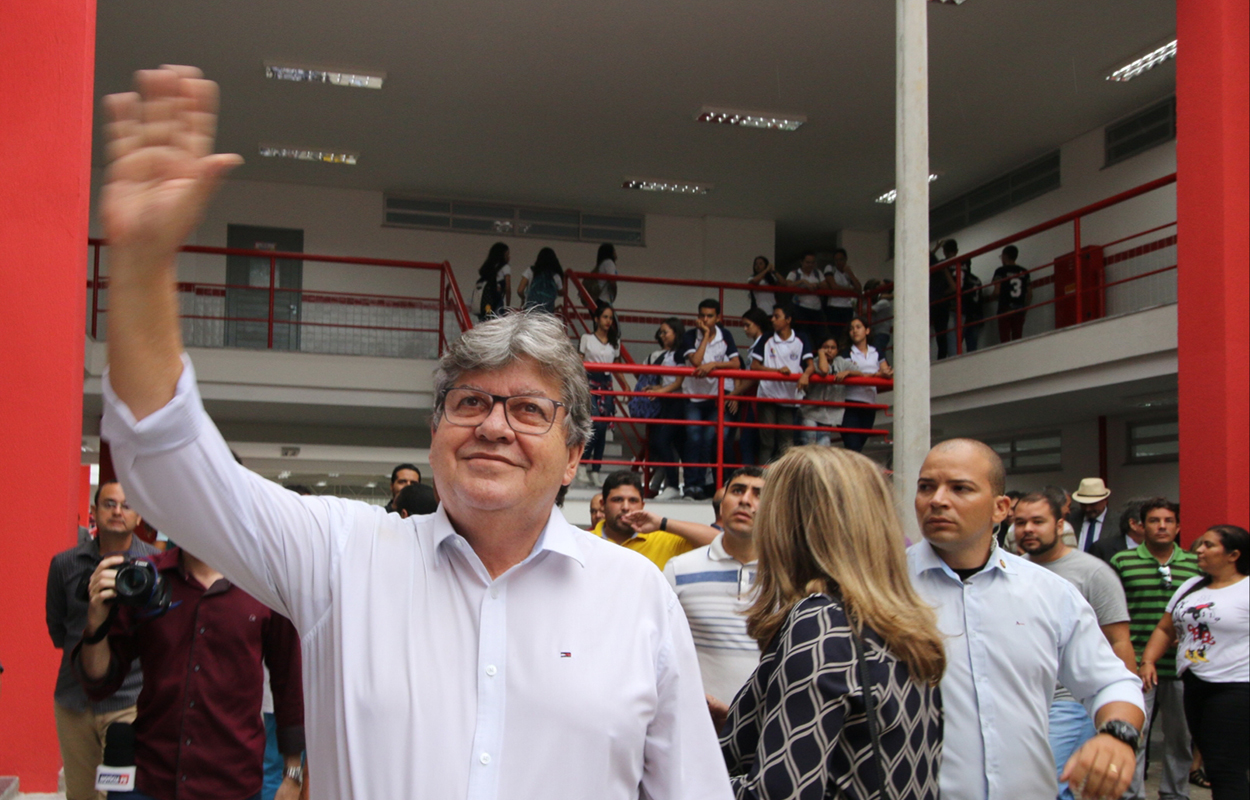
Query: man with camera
46 480 158 800
73 544 305 800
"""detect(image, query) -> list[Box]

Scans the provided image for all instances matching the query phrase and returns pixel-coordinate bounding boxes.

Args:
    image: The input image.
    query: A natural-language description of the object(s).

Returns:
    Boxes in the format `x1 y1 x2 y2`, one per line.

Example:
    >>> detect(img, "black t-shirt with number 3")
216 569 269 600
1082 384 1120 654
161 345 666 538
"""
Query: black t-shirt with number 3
992 265 1031 312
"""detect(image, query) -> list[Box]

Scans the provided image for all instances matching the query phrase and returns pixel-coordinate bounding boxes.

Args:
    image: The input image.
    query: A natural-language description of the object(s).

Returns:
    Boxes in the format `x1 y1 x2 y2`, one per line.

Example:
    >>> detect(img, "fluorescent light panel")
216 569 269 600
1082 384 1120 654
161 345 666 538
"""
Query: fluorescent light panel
622 177 712 195
1106 40 1176 82
259 145 358 165
875 174 939 205
696 106 806 132
265 63 385 89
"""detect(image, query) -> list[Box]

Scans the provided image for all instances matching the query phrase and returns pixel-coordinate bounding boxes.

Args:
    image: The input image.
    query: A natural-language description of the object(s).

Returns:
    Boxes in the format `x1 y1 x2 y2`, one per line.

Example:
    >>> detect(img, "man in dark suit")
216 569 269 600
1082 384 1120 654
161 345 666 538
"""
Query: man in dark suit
1088 497 1149 564
1070 478 1112 552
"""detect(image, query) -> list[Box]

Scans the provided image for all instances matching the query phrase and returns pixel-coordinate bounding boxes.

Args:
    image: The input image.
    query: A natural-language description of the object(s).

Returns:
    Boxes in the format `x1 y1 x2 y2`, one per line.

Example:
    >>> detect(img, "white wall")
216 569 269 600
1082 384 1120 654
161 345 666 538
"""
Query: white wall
88 175 775 317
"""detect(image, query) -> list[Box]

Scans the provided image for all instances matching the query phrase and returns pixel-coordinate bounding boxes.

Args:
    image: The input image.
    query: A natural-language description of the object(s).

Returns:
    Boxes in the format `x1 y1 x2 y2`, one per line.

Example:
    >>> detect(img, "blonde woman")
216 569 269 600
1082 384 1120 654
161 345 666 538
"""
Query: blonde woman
720 446 945 800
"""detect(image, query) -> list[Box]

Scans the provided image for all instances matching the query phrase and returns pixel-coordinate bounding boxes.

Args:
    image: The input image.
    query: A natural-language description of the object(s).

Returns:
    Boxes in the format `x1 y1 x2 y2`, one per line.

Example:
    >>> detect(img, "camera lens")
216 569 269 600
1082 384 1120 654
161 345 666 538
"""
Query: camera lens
114 563 153 603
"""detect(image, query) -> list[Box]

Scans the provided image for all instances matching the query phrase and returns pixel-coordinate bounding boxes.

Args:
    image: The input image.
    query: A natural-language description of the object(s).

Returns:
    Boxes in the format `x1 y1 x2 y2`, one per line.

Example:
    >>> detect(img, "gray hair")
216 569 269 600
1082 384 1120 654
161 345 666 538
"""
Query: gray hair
433 310 593 448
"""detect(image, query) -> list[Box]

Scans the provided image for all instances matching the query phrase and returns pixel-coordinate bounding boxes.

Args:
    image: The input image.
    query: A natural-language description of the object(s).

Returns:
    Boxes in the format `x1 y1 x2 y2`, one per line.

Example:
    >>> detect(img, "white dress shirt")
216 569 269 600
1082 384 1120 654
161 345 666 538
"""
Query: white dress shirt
907 541 1144 800
101 357 732 800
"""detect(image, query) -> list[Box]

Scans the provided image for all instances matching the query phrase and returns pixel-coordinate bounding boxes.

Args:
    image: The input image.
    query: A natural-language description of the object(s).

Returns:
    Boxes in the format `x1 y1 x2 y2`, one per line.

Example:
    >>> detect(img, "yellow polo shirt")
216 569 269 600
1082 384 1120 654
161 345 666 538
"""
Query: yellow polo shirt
592 521 694 571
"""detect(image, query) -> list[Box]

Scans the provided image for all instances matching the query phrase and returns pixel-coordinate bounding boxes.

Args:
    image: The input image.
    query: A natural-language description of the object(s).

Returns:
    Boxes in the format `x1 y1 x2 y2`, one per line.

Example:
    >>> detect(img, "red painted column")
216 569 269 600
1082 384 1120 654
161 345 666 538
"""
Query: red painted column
0 0 96 789
1176 0 1250 545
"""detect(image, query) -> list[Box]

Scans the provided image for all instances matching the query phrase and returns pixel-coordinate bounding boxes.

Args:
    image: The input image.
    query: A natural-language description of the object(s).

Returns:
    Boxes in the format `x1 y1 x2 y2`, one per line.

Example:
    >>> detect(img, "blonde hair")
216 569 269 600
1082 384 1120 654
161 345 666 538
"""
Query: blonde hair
746 446 945 685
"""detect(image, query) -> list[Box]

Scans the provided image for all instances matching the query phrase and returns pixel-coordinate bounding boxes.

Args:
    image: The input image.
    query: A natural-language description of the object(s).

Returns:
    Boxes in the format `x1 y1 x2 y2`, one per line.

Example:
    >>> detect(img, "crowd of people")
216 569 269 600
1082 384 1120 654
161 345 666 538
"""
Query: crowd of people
33 64 1246 800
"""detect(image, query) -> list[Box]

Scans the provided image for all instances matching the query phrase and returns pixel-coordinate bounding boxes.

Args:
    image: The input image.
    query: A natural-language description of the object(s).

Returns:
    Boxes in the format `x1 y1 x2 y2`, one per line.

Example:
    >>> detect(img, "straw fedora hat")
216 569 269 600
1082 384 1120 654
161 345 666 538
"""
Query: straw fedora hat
1072 477 1111 503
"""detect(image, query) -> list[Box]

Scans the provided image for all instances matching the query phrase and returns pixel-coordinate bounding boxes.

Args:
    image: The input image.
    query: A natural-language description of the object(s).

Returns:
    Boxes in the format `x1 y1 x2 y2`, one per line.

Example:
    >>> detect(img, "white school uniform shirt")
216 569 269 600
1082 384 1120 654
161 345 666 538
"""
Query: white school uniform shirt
843 344 882 404
663 535 759 703
100 356 733 800
579 332 619 364
680 325 738 401
823 266 855 308
784 268 824 310
750 330 811 405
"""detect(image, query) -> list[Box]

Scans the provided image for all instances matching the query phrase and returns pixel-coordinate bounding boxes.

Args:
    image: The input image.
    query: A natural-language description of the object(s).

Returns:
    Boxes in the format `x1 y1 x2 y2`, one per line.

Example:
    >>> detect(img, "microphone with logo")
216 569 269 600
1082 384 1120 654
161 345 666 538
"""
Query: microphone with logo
95 722 137 792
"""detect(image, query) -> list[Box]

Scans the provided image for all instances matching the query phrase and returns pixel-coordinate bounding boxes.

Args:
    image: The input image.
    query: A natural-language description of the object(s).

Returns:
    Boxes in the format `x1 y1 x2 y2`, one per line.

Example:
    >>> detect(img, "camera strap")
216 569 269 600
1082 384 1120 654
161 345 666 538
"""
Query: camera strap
80 605 120 646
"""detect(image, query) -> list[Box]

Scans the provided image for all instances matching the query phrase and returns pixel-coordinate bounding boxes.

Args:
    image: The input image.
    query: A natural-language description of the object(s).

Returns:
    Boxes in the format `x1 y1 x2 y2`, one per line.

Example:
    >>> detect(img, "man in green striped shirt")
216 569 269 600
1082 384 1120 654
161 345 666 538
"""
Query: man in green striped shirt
1111 498 1199 800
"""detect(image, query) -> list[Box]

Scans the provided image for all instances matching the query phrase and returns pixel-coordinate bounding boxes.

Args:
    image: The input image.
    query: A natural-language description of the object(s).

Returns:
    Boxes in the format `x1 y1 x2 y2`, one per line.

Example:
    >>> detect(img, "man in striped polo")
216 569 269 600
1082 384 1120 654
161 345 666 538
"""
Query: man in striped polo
661 467 766 705
1111 497 1200 800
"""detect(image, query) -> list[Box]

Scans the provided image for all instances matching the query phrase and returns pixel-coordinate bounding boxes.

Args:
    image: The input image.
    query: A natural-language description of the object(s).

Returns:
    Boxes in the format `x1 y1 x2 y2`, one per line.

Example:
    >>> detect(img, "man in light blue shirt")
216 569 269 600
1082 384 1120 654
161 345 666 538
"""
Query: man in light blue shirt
908 439 1145 800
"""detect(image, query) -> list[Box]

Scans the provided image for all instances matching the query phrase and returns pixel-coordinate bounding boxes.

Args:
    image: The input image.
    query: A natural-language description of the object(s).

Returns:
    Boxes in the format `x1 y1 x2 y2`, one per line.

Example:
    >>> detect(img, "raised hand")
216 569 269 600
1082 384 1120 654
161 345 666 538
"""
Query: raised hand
101 66 241 270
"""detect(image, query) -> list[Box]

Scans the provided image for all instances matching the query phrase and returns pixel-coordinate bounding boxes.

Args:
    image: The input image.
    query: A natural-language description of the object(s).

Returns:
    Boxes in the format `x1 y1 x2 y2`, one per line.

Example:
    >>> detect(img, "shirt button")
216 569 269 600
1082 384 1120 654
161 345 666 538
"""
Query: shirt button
193 664 200 672
199 627 206 634
489 587 499 600
485 665 497 677
188 701 195 708
186 738 192 746
479 753 491 765
181 776 187 782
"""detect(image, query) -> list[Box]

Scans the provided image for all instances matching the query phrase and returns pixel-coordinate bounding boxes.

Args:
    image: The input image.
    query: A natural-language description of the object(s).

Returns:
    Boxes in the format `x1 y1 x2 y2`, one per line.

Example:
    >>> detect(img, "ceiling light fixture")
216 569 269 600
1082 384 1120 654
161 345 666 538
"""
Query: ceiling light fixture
874 174 940 204
695 106 806 132
259 145 358 165
277 470 292 480
315 480 328 487
1106 39 1176 82
264 63 385 90
622 177 712 195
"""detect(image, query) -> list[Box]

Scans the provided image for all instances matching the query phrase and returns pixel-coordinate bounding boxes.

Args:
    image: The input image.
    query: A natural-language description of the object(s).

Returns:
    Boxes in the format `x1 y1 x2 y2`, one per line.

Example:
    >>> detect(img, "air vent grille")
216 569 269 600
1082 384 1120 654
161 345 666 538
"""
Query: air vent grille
384 196 645 246
930 151 1061 240
1105 96 1176 168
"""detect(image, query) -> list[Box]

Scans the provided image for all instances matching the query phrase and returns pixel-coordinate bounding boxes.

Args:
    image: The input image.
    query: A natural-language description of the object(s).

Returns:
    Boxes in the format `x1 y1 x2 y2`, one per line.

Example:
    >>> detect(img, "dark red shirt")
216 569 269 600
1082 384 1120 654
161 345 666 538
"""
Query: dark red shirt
75 549 303 800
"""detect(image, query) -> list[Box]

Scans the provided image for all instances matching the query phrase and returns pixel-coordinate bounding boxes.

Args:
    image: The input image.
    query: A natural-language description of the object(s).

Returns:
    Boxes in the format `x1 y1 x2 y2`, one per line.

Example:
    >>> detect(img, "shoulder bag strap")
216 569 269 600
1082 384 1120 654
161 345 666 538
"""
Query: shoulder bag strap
851 625 891 800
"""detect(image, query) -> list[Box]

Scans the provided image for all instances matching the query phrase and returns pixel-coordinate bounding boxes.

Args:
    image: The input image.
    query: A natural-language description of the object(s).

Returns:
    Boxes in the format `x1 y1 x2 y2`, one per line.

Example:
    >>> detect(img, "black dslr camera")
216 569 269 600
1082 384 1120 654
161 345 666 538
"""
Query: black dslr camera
77 558 172 615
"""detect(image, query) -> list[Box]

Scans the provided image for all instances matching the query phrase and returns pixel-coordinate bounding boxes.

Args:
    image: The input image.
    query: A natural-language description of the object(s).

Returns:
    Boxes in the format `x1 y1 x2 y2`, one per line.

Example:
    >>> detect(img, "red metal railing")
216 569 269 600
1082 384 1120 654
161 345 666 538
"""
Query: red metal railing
575 362 892 488
866 173 1177 358
87 239 473 357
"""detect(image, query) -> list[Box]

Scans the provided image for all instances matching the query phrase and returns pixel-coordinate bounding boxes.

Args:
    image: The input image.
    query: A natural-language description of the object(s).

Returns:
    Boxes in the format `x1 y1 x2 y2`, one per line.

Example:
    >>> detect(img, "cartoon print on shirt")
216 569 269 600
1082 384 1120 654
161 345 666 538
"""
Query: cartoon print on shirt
1181 601 1219 664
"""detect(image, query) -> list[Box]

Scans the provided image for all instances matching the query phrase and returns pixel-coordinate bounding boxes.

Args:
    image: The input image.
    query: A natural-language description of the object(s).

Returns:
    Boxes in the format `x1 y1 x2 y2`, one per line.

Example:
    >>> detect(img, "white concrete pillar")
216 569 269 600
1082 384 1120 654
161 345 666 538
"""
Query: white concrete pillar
892 0 931 539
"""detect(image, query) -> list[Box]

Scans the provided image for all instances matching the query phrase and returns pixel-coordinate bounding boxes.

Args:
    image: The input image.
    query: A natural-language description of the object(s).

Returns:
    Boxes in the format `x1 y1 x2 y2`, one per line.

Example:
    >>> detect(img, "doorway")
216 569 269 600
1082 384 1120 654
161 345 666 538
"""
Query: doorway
225 224 304 350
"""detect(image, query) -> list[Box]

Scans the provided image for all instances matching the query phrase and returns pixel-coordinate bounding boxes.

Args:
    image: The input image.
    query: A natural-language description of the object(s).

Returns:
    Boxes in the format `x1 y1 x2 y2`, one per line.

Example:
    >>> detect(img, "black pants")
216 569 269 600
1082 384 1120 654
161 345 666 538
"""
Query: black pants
1182 671 1249 800
841 402 876 452
930 304 951 359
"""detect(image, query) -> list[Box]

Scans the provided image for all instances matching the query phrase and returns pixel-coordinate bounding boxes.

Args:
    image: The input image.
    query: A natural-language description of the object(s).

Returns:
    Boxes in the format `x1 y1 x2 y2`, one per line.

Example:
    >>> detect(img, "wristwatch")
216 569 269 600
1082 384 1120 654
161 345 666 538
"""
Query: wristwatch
1097 719 1141 752
284 764 304 785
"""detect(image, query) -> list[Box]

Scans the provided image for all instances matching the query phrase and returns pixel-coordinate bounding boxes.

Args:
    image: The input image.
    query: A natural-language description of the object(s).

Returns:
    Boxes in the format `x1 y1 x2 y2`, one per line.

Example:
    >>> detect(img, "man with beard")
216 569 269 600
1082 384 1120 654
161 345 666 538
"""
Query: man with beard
1015 491 1138 800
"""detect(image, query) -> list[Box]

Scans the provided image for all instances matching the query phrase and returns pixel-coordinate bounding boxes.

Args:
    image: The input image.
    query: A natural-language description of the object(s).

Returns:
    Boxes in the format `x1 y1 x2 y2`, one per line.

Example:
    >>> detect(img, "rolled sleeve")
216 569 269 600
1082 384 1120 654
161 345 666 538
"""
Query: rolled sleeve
1056 588 1145 718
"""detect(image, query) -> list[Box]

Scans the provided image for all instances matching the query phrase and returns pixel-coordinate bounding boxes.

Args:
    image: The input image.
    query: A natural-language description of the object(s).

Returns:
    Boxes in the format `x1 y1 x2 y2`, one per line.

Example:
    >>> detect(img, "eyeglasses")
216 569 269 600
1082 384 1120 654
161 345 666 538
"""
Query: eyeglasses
99 500 132 512
1158 565 1173 588
439 388 566 436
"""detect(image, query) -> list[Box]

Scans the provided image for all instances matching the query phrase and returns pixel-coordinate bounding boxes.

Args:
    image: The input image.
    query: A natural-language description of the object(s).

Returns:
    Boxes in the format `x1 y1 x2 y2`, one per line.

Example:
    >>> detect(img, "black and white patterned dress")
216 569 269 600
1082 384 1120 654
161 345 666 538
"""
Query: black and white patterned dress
721 593 943 800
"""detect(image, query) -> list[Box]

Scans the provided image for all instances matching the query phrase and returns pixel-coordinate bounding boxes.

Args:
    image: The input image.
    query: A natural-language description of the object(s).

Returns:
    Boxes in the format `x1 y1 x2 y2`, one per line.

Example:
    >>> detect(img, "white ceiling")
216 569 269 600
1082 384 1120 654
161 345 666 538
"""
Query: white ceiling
91 0 1177 247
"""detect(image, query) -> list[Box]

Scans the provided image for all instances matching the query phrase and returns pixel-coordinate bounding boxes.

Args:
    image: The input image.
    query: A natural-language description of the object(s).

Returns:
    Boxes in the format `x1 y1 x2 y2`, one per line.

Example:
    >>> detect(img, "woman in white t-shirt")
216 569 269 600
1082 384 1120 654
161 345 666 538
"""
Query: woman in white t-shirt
837 316 892 453
587 243 618 305
746 256 781 315
1141 524 1249 799
578 301 621 485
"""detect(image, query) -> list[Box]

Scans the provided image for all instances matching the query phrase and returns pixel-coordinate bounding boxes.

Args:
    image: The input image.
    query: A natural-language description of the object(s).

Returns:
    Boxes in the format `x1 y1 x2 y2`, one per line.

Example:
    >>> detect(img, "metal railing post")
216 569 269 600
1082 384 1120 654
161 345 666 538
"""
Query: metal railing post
438 268 447 355
954 261 964 355
267 255 276 349
715 375 726 488
91 242 101 338
1074 217 1084 324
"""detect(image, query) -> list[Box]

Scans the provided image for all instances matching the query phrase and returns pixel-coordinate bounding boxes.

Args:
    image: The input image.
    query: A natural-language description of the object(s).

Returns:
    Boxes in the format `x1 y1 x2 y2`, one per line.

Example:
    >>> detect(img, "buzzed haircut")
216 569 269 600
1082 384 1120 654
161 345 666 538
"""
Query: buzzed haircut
394 483 438 517
1003 245 1019 260
942 239 959 254
1140 497 1179 524
1017 491 1063 522
698 298 721 315
833 247 848 258
771 303 793 320
391 463 421 483
932 438 1006 496
601 470 643 501
94 480 120 507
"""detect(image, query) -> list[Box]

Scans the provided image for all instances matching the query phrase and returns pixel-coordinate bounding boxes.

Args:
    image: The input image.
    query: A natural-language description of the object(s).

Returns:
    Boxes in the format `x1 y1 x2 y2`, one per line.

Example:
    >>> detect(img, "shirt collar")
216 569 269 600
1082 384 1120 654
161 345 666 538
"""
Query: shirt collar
771 330 797 345
1134 541 1181 564
914 538 1015 581
696 326 723 347
708 533 757 565
437 504 587 569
